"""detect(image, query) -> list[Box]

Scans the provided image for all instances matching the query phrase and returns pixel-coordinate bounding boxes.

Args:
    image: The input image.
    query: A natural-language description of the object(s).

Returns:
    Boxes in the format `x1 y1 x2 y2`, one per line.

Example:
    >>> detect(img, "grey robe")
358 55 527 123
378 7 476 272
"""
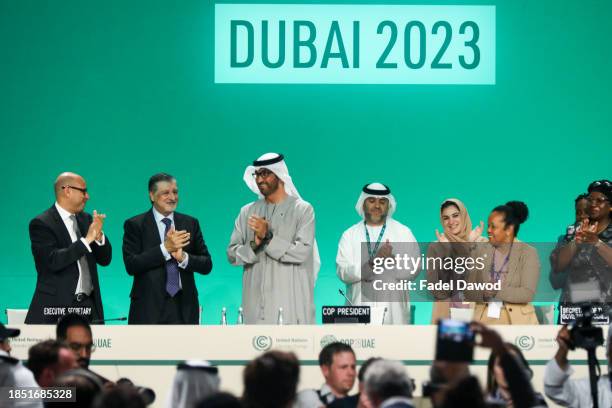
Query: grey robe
227 195 316 324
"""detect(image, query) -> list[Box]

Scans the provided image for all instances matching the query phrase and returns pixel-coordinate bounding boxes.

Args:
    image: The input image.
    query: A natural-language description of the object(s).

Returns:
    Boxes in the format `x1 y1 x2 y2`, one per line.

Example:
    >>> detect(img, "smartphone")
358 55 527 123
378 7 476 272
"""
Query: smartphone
435 319 475 362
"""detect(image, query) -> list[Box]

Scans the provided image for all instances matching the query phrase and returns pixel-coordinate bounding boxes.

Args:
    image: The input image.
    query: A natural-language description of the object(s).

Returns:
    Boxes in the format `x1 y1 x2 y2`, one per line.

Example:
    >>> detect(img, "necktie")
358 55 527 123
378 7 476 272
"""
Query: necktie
70 215 93 295
161 218 180 297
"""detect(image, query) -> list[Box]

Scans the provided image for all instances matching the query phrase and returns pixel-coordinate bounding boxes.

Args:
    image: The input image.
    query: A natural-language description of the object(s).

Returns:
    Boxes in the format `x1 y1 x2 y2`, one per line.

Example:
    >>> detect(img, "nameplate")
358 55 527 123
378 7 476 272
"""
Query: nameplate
322 306 371 324
559 304 610 325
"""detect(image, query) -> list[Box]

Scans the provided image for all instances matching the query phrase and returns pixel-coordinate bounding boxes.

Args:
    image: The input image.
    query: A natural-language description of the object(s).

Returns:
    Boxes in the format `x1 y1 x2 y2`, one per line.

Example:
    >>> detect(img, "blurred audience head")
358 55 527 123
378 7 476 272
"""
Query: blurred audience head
425 361 470 408
46 368 103 408
243 350 299 408
440 376 487 408
355 357 381 408
168 360 220 408
27 339 77 387
364 359 413 407
93 385 147 408
0 323 20 356
57 313 94 369
319 342 357 397
196 392 242 408
486 342 532 404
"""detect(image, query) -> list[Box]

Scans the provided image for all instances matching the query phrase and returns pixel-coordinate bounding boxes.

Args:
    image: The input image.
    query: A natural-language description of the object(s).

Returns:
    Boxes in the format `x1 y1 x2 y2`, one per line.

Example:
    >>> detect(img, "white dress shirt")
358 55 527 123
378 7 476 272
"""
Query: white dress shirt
54 203 105 295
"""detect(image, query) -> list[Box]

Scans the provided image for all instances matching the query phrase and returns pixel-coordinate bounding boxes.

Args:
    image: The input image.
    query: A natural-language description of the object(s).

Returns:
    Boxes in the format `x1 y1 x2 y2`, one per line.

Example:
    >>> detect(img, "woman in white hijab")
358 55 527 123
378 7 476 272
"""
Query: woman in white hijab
428 198 485 323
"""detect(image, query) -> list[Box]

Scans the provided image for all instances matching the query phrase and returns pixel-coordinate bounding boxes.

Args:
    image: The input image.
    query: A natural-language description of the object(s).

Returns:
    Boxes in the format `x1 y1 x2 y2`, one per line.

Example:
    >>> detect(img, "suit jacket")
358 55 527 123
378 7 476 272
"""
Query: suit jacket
26 205 112 324
123 209 212 324
466 240 540 324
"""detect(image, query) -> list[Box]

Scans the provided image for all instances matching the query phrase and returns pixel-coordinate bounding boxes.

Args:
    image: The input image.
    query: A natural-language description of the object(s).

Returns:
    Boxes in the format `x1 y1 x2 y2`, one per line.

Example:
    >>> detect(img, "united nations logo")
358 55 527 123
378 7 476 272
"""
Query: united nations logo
320 335 338 348
515 335 535 351
252 336 273 351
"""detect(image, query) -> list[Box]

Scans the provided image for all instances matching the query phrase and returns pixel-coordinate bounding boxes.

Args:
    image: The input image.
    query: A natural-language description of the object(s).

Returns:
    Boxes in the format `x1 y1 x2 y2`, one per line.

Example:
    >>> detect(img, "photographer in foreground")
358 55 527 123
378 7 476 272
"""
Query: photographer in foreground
544 325 611 407
426 321 543 408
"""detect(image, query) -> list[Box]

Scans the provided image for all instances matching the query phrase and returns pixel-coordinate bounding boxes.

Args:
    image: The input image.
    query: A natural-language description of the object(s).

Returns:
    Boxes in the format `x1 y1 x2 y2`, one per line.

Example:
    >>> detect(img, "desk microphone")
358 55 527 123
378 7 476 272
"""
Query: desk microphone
338 289 354 306
91 317 127 324
381 307 388 325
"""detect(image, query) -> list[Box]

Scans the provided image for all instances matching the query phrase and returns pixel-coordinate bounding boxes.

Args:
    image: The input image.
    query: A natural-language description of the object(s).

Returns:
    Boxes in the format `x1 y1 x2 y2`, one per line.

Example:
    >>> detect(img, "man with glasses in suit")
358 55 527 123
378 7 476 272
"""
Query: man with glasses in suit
26 172 111 324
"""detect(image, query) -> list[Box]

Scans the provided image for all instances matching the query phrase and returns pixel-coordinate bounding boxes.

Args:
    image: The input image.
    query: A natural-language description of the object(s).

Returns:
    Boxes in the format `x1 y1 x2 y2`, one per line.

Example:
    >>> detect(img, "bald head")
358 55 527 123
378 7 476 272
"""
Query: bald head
54 172 84 196
54 172 89 214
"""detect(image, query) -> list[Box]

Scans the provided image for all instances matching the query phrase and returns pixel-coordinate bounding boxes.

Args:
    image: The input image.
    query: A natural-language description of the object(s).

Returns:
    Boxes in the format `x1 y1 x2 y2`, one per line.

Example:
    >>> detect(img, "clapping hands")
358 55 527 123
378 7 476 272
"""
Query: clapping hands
85 210 106 243
468 221 484 242
575 219 599 244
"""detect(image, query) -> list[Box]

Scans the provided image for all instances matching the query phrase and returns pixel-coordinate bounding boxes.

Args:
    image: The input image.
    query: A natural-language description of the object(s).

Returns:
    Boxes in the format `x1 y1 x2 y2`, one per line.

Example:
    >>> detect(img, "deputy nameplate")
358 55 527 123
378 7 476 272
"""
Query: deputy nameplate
322 306 371 324
215 4 495 84
559 305 610 325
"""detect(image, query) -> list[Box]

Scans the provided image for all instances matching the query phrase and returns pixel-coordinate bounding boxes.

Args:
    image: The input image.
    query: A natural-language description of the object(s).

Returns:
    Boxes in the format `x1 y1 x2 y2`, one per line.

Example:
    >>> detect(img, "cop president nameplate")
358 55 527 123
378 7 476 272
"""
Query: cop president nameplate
322 306 371 324
215 4 495 84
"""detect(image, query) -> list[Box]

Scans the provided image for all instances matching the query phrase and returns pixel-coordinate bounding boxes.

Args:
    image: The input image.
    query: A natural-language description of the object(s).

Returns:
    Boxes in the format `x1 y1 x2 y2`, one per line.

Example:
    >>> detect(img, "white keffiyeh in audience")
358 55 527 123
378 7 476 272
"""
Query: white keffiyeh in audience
167 360 220 408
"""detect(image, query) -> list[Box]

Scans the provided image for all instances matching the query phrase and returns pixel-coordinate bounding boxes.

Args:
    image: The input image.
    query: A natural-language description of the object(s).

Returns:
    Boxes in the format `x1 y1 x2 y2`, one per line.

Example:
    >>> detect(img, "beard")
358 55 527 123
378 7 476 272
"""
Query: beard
365 211 387 225
258 179 280 196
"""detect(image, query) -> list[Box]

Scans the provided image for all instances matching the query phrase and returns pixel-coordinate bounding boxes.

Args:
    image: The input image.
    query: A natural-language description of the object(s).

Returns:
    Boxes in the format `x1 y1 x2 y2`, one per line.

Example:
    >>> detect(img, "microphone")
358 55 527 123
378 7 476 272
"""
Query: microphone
91 317 127 324
381 307 388 325
338 289 354 306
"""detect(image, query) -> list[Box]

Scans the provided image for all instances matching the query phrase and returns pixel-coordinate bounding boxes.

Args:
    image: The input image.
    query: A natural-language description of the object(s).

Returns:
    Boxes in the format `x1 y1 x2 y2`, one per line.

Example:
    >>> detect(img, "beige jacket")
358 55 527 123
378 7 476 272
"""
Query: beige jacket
466 240 541 324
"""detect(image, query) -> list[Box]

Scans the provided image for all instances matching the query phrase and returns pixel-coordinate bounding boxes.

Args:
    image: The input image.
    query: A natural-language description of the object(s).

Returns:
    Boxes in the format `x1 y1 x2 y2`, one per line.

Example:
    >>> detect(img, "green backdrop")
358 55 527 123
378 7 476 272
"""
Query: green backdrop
1 0 610 324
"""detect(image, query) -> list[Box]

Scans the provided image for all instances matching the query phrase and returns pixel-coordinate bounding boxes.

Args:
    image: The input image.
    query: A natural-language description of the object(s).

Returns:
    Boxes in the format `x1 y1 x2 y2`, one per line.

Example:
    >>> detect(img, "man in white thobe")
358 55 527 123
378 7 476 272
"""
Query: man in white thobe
227 153 319 324
336 183 419 324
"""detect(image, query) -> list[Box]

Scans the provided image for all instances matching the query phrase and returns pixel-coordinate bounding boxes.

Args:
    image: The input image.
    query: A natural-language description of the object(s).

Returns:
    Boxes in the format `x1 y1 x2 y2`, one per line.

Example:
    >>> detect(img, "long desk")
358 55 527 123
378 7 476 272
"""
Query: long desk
9 325 607 407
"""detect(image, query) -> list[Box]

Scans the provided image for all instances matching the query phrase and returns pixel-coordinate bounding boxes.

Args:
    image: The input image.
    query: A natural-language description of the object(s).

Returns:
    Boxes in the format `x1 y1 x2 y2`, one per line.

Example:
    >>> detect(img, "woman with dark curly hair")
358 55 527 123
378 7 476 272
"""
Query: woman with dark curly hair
467 201 541 324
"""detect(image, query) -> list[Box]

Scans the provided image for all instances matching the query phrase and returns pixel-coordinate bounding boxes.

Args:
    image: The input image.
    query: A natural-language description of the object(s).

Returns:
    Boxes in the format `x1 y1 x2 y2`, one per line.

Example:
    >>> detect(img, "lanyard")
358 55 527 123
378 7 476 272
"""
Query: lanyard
365 222 386 259
491 244 512 282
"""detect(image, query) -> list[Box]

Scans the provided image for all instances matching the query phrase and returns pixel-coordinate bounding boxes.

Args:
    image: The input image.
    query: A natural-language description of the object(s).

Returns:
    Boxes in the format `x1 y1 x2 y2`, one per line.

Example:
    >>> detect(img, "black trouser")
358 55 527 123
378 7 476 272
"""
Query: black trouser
159 290 186 324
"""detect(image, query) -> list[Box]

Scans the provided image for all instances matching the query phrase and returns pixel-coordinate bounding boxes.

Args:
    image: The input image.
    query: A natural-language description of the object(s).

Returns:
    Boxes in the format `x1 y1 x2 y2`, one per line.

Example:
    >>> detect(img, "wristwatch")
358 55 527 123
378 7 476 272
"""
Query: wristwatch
264 230 273 242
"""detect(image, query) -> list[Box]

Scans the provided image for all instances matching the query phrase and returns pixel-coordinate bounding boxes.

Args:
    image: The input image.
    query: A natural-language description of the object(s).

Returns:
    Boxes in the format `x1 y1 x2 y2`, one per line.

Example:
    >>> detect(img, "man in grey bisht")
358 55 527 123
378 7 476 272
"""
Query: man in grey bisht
227 153 319 324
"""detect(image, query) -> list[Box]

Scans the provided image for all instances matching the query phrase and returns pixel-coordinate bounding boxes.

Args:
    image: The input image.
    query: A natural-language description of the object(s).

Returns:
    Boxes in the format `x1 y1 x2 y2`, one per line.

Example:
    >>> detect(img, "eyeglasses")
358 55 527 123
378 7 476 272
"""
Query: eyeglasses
252 169 274 179
62 185 88 194
68 342 96 353
587 196 610 205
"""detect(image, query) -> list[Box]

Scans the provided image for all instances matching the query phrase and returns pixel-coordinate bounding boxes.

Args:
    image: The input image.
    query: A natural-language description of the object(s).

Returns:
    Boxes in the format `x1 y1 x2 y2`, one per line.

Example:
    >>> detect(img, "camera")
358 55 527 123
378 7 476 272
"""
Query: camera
567 304 604 351
116 377 156 405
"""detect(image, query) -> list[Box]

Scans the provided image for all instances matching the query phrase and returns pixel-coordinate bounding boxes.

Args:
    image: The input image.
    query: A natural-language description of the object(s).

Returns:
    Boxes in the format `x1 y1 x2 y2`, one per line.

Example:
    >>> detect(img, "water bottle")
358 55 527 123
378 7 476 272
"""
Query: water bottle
237 306 244 325
277 307 284 325
220 307 228 325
